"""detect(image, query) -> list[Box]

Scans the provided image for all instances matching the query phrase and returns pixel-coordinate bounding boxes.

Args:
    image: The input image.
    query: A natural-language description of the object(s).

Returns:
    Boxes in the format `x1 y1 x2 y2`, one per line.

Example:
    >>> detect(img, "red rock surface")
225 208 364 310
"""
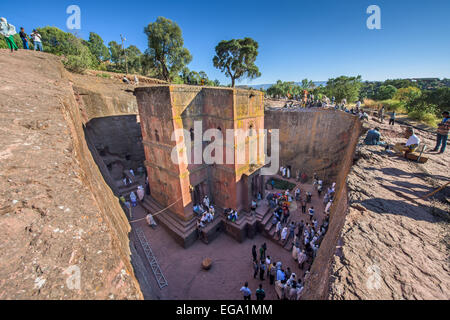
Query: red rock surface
0 50 142 299
329 118 449 300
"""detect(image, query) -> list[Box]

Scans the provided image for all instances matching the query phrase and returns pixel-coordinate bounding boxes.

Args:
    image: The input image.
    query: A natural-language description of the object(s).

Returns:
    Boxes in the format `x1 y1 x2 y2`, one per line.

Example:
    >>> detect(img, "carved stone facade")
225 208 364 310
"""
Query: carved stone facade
135 85 265 221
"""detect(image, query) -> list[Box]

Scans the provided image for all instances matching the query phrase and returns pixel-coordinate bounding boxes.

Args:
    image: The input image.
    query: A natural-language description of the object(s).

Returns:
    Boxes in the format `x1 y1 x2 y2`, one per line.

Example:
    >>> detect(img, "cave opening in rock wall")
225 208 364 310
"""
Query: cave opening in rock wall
83 87 362 300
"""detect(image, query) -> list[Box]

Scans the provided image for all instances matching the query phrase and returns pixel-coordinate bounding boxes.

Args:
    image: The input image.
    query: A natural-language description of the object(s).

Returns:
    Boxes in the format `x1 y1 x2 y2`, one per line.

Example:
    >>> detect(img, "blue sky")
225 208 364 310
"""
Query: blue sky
1 0 449 85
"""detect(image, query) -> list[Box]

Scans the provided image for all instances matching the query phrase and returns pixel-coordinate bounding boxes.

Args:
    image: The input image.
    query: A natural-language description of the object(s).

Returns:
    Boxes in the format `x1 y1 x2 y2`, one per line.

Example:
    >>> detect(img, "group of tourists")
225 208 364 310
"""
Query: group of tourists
280 93 331 110
224 208 239 222
122 75 140 86
195 196 217 229
0 17 43 52
334 101 369 121
377 105 400 125
119 169 150 211
120 184 145 208
243 243 305 300
364 109 448 157
242 170 335 300
278 166 292 179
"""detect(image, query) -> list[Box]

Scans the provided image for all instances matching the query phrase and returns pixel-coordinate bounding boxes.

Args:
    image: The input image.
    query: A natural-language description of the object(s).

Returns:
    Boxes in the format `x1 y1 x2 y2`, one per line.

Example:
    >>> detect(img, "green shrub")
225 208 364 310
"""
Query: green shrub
380 99 407 113
0 34 34 50
63 55 90 73
408 111 439 127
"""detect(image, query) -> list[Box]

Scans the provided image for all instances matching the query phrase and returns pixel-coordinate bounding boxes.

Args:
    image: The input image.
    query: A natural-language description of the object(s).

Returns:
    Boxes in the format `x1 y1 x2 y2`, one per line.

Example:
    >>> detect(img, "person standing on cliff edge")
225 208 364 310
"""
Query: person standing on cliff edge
31 29 43 51
0 17 18 52
432 111 449 154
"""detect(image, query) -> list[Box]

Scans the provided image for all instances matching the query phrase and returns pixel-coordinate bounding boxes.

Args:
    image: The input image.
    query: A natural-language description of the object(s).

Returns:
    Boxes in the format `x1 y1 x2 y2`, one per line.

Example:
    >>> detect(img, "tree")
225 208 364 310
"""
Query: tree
144 16 192 82
326 76 362 102
266 80 303 98
384 79 417 89
300 79 313 90
212 37 261 87
376 85 398 100
394 87 422 104
108 41 123 65
31 27 97 73
87 32 110 63
125 45 142 74
413 88 450 115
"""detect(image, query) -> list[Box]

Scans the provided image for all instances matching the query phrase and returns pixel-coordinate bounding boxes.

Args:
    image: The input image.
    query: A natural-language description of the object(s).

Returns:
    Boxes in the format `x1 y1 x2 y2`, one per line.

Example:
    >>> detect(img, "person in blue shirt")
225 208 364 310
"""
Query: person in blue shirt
389 111 396 125
364 127 384 145
240 282 252 300
432 111 449 154
276 267 286 281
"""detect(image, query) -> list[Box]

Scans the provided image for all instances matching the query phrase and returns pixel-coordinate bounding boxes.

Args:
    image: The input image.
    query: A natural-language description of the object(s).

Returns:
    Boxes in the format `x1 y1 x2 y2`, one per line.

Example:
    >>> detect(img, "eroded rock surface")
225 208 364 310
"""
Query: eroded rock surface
330 119 449 300
0 50 142 299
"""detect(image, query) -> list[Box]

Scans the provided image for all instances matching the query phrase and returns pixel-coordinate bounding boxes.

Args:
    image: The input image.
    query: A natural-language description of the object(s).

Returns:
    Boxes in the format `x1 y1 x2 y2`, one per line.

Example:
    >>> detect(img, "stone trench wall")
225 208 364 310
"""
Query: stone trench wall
0 50 143 299
265 109 358 184
69 74 158 299
301 115 362 300
264 108 362 299
61 73 144 298
85 115 146 173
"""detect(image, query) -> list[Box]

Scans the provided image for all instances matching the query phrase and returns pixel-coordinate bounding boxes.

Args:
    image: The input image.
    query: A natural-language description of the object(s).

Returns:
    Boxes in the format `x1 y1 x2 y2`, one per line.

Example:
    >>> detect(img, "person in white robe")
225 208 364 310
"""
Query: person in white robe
297 250 307 269
281 227 288 241
325 200 333 214
136 185 145 201
146 214 157 228
287 273 297 287
203 196 210 208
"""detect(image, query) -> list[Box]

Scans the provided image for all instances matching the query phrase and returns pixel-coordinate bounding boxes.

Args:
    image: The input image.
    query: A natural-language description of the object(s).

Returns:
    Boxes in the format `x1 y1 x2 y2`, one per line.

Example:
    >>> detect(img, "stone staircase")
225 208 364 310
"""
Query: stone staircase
139 196 225 248
137 188 297 251
140 197 198 248
256 197 296 252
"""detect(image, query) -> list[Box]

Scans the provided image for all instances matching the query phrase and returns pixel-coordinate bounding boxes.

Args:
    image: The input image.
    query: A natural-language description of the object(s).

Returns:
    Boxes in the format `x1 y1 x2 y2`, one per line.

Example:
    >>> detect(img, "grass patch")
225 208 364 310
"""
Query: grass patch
96 73 111 79
363 99 407 113
269 178 296 191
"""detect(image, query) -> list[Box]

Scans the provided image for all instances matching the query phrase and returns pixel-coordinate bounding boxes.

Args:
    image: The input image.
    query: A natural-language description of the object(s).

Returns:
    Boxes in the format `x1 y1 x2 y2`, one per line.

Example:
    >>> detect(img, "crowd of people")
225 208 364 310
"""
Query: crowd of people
194 196 217 230
0 17 43 52
119 169 150 208
363 107 448 158
363 114 447 158
240 170 335 300
242 242 305 300
280 93 331 109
